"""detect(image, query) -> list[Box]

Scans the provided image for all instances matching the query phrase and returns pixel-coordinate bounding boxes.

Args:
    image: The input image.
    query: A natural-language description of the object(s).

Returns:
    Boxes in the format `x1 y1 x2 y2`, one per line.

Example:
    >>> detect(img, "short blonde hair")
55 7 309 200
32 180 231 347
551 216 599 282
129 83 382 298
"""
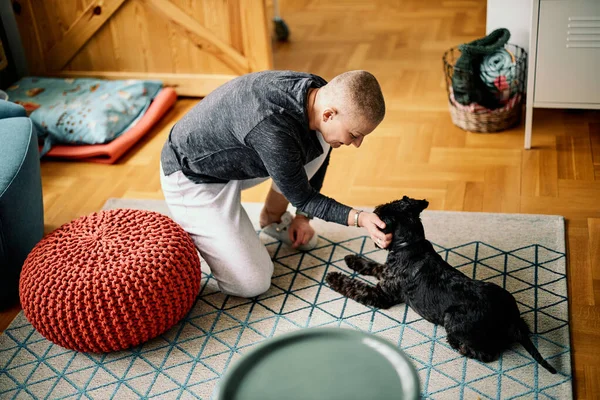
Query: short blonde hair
326 70 385 125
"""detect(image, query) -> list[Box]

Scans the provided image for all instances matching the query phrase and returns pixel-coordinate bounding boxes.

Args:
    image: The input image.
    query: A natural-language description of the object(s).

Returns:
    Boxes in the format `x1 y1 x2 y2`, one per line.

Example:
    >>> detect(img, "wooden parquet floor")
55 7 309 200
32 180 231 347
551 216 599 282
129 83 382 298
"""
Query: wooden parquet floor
2 0 599 398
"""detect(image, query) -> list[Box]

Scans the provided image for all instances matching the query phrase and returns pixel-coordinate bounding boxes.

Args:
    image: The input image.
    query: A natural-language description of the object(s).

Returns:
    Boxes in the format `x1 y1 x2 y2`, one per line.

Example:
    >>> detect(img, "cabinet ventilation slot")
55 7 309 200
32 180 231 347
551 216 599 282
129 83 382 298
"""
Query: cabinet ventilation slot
567 16 600 48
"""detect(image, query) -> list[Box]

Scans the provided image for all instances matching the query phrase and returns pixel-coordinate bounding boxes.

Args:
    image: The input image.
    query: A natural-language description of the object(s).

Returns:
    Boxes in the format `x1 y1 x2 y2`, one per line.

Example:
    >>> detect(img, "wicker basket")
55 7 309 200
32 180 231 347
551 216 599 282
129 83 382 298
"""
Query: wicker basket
443 43 527 133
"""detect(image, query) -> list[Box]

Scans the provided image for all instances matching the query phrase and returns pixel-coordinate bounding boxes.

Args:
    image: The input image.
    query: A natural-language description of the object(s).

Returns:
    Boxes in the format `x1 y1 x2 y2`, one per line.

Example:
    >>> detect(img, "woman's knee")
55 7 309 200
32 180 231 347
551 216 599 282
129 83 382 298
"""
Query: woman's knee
229 278 272 299
221 260 274 298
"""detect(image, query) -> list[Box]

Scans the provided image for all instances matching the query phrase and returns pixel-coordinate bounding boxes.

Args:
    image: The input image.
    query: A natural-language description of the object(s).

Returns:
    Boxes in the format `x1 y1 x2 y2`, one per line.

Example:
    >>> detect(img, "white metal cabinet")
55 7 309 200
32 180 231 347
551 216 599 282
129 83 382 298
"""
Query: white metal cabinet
525 0 600 149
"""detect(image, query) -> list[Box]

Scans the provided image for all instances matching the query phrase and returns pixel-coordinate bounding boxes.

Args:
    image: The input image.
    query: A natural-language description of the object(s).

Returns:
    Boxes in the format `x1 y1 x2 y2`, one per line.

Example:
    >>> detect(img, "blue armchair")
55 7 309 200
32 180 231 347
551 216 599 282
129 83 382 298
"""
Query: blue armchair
0 100 44 309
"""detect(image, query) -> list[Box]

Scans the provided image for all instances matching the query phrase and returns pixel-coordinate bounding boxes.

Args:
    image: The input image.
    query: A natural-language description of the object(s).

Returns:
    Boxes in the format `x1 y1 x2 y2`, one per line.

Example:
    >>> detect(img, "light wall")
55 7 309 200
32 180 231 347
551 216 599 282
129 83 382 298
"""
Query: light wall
486 0 532 52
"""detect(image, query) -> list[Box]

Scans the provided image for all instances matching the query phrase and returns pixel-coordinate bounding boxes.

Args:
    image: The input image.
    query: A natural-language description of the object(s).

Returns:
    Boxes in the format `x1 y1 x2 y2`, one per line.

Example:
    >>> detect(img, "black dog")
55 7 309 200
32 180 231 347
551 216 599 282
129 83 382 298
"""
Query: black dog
326 196 557 374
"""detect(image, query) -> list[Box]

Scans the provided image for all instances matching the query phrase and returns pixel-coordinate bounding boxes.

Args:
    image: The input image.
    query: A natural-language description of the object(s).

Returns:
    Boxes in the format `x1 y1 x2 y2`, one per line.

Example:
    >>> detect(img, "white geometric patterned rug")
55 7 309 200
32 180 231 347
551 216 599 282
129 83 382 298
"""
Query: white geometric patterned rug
0 199 572 400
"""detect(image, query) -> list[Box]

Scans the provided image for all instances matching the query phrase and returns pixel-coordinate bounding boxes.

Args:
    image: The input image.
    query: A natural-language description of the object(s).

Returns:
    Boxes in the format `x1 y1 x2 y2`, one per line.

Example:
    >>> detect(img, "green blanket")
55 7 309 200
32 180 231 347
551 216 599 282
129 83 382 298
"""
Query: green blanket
451 28 511 109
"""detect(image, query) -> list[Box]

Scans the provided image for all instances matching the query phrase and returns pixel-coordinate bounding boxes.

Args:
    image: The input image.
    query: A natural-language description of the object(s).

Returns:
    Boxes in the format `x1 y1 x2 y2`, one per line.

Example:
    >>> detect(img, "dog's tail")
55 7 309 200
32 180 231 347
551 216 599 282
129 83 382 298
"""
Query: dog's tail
515 318 557 374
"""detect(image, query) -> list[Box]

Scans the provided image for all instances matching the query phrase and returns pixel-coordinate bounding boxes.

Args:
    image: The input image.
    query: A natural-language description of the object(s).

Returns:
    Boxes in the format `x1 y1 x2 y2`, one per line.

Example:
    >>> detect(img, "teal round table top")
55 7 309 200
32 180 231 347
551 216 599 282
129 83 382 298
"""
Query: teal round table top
216 328 420 400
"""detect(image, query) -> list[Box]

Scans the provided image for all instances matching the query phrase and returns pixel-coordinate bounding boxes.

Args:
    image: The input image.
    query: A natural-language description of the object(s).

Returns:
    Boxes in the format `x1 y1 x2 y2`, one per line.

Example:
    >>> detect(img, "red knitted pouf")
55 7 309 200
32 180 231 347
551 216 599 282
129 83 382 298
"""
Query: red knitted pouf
19 208 201 353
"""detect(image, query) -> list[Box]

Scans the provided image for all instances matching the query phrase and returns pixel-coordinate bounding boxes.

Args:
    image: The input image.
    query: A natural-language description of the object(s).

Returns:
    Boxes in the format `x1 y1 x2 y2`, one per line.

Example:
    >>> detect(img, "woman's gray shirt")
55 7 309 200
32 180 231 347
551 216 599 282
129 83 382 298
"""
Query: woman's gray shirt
160 70 352 225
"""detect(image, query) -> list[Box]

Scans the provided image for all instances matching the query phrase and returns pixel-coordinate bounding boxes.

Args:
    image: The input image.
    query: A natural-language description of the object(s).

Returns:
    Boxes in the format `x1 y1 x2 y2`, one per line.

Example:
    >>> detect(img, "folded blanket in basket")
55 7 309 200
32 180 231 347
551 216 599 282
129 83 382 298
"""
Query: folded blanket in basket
6 77 162 156
480 48 517 103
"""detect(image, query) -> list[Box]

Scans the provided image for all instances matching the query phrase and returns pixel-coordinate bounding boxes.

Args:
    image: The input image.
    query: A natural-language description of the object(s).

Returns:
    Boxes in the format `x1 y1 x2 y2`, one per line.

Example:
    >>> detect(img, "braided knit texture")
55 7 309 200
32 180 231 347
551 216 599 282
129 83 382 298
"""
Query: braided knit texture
19 209 201 353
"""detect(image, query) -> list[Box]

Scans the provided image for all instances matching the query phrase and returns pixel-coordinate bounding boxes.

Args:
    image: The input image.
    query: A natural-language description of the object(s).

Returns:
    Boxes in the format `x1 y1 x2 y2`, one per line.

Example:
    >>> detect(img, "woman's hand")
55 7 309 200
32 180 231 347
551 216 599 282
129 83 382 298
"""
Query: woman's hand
359 211 392 249
289 215 315 249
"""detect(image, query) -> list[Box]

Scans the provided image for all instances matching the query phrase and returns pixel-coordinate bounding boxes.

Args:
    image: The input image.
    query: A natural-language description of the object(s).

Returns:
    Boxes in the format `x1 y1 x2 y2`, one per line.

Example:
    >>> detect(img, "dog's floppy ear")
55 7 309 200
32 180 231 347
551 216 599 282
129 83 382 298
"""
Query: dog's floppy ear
378 214 396 234
373 200 402 234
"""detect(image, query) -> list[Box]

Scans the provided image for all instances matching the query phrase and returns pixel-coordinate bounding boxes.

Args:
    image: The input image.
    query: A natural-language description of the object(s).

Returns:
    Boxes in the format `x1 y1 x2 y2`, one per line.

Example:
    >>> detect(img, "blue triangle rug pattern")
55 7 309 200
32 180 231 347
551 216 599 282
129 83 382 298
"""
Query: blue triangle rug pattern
0 203 572 400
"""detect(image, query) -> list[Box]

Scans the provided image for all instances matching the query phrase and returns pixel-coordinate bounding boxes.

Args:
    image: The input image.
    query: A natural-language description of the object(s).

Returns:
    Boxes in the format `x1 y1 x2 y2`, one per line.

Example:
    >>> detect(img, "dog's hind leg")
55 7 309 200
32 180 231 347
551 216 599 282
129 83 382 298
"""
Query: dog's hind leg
344 255 386 279
444 310 498 363
326 272 398 309
446 330 498 362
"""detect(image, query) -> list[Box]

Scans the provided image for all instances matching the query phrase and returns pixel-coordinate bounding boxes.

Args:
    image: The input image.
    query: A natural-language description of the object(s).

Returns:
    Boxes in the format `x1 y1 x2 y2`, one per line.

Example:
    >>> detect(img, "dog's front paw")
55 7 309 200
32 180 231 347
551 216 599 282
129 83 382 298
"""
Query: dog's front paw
344 254 363 271
326 271 347 292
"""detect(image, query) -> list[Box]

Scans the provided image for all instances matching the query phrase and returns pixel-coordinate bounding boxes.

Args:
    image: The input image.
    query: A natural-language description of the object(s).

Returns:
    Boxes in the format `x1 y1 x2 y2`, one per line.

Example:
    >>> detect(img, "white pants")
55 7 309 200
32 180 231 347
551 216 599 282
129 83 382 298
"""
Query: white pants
160 134 330 298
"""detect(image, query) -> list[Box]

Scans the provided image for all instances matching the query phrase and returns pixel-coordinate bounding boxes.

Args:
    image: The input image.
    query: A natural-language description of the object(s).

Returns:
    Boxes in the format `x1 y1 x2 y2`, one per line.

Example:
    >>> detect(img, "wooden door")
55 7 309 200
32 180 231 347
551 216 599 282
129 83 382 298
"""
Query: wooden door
13 0 273 96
